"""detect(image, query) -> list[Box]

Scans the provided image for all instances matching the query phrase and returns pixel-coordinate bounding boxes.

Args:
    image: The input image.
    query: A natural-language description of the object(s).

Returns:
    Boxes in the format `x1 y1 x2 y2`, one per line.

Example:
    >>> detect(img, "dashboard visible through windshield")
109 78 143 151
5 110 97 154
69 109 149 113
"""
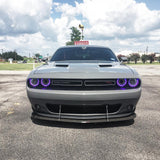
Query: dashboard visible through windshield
50 47 118 62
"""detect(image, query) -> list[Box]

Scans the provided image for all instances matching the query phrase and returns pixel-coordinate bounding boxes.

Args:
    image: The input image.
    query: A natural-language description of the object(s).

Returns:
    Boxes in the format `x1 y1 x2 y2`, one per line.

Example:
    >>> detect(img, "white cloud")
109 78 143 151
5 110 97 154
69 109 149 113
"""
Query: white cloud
0 0 83 55
0 0 52 35
52 0 160 53
0 0 59 56
1 0 160 56
40 18 57 41
0 33 60 56
115 50 133 56
74 0 160 39
54 3 79 17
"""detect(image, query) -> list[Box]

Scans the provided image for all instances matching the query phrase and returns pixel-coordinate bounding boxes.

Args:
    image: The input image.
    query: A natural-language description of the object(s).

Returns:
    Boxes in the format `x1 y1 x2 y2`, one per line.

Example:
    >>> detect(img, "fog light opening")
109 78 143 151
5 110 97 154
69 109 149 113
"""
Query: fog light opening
32 105 35 110
35 104 41 110
127 105 134 111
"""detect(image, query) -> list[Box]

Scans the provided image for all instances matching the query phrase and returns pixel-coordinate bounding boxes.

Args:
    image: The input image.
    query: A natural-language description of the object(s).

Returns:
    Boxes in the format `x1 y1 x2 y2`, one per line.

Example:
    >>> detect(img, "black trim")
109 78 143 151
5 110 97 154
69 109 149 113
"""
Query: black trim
31 112 136 123
27 78 141 90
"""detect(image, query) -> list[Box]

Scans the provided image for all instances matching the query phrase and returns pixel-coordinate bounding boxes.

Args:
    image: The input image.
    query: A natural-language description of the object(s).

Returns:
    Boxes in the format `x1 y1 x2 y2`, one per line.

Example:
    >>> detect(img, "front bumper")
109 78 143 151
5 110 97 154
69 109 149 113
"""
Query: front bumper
32 112 136 123
27 87 141 123
27 87 141 101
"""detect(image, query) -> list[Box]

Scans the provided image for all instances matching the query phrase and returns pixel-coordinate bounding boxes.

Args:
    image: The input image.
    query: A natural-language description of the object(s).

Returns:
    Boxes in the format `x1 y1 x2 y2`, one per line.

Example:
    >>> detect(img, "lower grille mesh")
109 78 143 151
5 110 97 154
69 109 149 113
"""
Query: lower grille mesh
46 104 121 114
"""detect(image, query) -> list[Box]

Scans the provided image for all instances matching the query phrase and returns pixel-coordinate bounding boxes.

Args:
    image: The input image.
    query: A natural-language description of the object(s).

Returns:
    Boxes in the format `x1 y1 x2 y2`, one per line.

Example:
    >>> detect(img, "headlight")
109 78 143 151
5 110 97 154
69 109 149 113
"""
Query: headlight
29 78 39 87
128 78 139 87
117 79 127 87
41 79 51 87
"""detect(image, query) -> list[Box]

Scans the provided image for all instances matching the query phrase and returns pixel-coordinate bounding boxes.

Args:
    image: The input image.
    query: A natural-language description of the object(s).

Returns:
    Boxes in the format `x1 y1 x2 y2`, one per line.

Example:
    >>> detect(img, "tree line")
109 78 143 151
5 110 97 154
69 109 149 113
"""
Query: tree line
117 53 160 64
0 51 23 61
0 52 44 61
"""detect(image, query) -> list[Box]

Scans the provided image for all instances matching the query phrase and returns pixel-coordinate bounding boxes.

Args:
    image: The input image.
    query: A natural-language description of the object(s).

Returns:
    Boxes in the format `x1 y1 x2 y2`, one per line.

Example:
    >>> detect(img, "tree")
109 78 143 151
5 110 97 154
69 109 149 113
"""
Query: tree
2 51 23 61
148 53 155 63
35 53 41 58
66 41 74 45
130 53 140 64
70 27 81 41
66 27 81 46
158 56 160 63
127 56 131 64
141 54 148 64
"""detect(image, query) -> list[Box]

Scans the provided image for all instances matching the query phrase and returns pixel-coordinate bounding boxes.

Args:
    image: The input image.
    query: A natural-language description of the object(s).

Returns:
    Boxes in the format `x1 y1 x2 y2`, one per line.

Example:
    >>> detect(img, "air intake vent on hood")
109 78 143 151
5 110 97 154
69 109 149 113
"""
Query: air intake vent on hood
99 64 112 67
55 64 68 67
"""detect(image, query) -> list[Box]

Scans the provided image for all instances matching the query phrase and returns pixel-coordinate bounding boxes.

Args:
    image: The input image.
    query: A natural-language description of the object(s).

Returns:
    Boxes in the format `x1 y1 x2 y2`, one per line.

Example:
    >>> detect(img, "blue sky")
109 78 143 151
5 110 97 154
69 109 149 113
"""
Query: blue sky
136 0 160 10
52 0 160 18
54 0 160 10
0 0 160 56
54 0 82 7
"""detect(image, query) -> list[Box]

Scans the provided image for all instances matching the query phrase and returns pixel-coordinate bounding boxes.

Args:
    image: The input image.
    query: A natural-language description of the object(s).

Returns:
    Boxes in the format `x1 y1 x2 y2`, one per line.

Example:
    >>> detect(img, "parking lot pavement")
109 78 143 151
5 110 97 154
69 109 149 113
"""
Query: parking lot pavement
0 66 160 160
129 65 160 76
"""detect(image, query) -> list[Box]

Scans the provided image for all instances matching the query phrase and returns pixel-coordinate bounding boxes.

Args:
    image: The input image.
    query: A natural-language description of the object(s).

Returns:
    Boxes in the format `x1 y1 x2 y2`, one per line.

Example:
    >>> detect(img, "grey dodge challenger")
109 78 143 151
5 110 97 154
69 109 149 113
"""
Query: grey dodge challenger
26 45 141 123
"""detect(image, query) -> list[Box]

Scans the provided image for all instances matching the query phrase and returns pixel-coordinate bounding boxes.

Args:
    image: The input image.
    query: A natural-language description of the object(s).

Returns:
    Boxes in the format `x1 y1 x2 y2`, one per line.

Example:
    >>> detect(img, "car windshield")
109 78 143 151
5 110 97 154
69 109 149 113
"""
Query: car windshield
50 47 118 62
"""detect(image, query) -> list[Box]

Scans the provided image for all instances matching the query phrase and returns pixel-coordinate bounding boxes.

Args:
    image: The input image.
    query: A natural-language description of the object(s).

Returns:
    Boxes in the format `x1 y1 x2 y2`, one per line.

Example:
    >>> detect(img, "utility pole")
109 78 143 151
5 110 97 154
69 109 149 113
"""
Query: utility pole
1 49 5 61
14 49 17 61
79 24 84 40
146 46 148 54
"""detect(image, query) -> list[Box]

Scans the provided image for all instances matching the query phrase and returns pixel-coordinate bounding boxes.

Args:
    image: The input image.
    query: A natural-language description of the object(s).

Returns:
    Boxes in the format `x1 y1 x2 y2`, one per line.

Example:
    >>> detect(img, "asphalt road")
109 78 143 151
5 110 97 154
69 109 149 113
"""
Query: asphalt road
0 65 160 160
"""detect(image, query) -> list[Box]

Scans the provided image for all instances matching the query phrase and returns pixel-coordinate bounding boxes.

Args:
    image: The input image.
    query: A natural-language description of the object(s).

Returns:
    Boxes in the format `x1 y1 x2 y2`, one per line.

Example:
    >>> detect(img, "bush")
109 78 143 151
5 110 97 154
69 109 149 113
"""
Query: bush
148 53 155 64
158 56 160 63
130 53 140 64
2 51 23 61
141 54 148 64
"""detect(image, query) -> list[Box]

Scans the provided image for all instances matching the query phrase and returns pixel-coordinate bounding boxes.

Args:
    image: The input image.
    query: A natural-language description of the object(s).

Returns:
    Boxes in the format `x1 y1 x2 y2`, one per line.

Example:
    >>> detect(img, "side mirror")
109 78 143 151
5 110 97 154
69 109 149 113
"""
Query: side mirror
120 57 127 62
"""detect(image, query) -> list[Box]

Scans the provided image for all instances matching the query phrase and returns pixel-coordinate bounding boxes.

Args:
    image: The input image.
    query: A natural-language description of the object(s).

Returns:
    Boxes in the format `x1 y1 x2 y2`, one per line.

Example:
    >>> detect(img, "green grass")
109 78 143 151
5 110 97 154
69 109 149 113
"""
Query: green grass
125 62 160 65
0 62 160 71
27 60 34 63
0 63 42 70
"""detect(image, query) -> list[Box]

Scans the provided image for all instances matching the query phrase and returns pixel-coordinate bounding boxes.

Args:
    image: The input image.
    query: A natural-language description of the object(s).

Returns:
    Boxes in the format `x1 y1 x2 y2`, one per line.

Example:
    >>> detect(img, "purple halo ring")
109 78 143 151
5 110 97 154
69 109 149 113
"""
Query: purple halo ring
117 78 127 87
41 78 51 87
29 78 39 87
128 78 139 87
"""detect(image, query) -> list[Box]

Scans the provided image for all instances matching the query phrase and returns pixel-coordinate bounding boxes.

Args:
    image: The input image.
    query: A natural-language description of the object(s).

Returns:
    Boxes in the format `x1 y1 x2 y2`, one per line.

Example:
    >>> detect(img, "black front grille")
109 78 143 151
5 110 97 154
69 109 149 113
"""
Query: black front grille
28 79 119 90
47 104 59 113
46 104 121 114
52 80 82 86
84 80 115 86
52 79 115 87
27 78 141 90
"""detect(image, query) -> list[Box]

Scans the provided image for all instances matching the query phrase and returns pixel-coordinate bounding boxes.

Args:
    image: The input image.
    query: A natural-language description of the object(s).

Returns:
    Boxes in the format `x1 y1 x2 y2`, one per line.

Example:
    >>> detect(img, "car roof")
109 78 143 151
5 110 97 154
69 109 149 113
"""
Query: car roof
58 45 111 50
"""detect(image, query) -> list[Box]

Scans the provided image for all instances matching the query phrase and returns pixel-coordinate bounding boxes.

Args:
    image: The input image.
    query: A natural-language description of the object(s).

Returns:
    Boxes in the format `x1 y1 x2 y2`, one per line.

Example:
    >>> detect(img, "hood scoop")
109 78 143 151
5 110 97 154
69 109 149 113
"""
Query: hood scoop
55 64 69 67
99 64 112 67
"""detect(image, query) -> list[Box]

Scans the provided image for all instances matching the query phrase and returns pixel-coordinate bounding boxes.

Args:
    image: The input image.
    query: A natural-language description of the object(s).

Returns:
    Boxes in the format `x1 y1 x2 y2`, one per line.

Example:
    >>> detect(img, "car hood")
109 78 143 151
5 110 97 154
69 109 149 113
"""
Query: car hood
28 62 139 79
